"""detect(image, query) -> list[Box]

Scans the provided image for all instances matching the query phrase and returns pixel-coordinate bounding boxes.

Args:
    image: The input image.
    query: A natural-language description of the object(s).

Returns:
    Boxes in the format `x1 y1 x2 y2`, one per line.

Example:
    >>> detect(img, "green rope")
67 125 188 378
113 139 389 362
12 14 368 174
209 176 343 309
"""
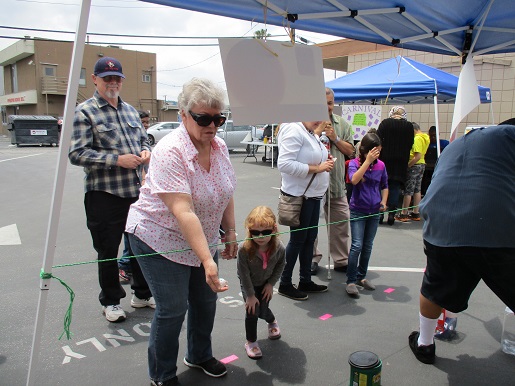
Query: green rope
42 205 418 340
40 269 75 340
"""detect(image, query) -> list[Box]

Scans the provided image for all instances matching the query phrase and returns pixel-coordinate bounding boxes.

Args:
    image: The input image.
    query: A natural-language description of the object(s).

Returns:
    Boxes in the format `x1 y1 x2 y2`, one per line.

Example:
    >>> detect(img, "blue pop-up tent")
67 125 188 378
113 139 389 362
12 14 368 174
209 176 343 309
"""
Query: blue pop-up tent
326 56 492 105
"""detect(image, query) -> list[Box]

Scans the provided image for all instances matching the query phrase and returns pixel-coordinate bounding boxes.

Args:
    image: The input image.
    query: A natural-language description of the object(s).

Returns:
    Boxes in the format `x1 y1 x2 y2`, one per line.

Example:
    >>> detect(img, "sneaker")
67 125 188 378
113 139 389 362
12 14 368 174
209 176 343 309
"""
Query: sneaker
150 377 179 386
409 212 421 221
183 357 227 378
357 279 375 290
119 269 132 284
395 213 411 222
297 281 328 293
434 317 457 340
131 295 156 309
102 305 126 322
409 331 435 364
278 283 308 300
346 283 359 297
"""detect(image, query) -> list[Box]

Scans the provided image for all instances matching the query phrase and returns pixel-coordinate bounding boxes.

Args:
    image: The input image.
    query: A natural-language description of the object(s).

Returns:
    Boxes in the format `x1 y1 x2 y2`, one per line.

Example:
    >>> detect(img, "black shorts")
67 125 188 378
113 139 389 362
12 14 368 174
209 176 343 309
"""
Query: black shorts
421 240 515 313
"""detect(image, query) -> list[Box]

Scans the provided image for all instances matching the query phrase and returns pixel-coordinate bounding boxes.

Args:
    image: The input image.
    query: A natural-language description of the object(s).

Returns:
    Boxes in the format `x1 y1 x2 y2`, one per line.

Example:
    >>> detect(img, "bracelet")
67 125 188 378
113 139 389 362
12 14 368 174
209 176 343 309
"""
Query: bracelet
226 228 236 233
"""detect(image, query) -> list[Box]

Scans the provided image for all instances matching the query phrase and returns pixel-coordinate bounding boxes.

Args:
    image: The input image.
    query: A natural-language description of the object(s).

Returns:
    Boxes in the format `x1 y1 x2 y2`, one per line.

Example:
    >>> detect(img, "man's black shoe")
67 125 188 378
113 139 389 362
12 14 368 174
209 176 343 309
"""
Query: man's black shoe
387 212 395 225
333 265 348 273
310 262 319 275
408 331 435 364
151 376 179 386
297 281 328 293
183 357 227 377
278 283 308 300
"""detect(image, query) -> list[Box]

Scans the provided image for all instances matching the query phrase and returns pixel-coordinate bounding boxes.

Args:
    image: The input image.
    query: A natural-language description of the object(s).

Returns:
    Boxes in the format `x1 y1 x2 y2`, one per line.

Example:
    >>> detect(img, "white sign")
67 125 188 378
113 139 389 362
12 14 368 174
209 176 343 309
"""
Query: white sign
219 38 328 125
30 130 48 136
341 105 383 141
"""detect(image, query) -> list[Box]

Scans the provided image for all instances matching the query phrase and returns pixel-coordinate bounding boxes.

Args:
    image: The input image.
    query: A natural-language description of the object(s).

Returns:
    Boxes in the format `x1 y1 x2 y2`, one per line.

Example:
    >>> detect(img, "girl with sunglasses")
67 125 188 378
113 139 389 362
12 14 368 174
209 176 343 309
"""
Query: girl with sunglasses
237 206 286 359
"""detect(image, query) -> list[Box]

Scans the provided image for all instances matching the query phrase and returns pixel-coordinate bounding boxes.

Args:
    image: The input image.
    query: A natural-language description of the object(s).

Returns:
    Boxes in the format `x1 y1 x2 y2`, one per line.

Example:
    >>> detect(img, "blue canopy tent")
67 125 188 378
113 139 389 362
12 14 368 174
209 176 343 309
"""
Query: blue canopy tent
27 1 515 384
326 56 492 105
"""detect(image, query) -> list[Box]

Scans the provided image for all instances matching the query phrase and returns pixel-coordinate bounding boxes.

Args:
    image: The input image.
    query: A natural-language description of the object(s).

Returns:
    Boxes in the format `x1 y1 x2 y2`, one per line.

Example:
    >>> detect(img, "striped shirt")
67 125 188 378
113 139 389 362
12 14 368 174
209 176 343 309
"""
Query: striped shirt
69 91 150 198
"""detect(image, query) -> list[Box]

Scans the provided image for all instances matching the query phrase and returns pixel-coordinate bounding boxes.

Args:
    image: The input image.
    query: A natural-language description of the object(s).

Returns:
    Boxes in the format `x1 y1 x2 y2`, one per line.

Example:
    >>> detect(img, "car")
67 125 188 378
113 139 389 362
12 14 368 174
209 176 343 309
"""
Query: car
216 120 264 151
146 121 180 145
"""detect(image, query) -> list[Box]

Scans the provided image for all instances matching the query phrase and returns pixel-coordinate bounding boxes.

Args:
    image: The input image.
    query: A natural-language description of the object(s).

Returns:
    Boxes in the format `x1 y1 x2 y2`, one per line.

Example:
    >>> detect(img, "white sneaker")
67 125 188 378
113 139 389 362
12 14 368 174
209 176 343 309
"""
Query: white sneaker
131 295 156 309
102 305 126 322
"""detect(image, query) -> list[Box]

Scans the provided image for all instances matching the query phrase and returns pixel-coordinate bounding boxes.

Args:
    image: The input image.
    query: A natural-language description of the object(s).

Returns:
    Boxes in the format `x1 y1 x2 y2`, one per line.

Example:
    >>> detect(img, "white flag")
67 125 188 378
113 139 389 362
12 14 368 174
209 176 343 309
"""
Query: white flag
450 58 480 141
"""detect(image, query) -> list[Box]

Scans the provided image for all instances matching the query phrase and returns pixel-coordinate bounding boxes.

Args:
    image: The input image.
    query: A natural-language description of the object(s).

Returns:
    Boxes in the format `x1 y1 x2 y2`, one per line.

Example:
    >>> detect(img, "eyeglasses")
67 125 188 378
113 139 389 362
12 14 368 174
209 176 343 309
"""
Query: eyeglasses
249 229 274 237
189 111 226 127
100 75 123 83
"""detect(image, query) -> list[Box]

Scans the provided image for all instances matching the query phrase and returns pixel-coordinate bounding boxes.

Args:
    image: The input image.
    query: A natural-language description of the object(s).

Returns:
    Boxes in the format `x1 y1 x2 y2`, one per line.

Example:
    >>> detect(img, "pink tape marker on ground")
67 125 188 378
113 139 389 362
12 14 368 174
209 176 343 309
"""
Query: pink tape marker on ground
319 313 333 320
384 288 395 294
220 355 238 364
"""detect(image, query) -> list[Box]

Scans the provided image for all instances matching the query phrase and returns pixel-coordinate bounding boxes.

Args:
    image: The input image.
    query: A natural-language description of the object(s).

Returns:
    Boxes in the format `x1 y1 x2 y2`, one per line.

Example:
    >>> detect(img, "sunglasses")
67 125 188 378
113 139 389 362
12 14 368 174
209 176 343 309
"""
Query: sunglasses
100 75 123 83
249 229 274 237
189 111 226 127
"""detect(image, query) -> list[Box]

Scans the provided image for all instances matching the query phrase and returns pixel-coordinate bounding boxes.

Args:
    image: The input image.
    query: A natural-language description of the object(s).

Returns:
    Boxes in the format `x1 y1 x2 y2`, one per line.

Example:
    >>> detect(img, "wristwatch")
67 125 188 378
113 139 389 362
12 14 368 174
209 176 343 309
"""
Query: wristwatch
331 136 340 144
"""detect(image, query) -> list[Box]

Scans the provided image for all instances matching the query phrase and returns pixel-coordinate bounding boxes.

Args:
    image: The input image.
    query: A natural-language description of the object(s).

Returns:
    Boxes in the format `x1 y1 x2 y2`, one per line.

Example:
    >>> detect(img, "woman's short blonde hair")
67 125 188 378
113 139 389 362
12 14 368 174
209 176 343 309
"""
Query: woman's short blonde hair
177 78 226 113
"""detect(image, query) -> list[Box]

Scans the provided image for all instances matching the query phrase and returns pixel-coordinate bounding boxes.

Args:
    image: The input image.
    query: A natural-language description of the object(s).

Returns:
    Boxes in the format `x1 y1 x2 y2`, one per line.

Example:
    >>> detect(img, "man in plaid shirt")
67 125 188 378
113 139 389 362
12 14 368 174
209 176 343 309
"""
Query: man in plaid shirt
69 57 155 322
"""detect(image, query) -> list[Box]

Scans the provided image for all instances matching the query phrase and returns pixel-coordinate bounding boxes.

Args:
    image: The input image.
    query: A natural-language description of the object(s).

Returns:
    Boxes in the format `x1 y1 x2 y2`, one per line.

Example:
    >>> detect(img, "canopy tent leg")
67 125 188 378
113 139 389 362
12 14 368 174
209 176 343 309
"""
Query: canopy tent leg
433 95 441 156
26 0 92 384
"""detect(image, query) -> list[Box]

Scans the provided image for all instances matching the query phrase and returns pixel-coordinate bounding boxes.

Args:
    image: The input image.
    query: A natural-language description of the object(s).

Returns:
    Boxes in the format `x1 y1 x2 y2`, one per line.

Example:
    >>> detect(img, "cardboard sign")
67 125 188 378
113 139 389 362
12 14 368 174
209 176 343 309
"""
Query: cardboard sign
219 38 328 125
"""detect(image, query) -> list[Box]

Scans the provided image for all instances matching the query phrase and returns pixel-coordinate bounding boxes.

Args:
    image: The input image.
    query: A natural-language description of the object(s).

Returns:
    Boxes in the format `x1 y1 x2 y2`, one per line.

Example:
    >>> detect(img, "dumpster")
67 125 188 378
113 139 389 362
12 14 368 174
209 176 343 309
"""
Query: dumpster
8 115 59 146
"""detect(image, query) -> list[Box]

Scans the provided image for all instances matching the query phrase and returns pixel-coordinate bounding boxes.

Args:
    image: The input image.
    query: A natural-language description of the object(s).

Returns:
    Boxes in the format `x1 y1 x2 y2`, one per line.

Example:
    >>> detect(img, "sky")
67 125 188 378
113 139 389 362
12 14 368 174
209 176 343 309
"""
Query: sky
0 0 346 101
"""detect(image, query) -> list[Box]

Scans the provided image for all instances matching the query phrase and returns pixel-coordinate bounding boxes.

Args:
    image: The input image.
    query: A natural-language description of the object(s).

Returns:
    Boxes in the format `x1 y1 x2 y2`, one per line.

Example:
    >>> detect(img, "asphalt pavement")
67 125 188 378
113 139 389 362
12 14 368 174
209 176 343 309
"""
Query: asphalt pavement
0 136 513 386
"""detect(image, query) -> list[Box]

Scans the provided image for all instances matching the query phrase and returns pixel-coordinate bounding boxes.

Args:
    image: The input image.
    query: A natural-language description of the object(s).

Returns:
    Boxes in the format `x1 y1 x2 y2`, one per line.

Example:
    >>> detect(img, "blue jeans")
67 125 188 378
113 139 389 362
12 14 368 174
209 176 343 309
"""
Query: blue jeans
347 210 380 284
387 180 402 211
118 233 132 272
128 234 218 383
281 197 321 285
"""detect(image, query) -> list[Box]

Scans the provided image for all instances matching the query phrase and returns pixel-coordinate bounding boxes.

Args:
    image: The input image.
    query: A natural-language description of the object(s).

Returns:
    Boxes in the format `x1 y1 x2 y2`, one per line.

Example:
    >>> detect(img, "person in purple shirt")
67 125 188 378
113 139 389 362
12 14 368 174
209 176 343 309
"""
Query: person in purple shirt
345 133 388 297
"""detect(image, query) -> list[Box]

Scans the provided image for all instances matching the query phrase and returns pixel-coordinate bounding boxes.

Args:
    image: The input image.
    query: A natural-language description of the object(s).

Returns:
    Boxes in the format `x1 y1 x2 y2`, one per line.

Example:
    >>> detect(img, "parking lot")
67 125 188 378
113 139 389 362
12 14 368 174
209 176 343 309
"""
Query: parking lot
0 136 513 385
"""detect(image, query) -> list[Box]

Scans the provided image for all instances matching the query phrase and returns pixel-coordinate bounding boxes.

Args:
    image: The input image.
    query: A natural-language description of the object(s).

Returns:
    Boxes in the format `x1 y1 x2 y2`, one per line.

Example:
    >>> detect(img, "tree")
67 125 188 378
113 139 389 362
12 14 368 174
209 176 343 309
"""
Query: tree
253 29 271 39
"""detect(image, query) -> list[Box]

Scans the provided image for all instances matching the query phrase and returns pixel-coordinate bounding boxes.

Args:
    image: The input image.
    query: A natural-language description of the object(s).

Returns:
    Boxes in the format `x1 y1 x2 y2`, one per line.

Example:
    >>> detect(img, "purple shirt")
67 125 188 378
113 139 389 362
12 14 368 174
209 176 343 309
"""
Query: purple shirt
348 158 388 213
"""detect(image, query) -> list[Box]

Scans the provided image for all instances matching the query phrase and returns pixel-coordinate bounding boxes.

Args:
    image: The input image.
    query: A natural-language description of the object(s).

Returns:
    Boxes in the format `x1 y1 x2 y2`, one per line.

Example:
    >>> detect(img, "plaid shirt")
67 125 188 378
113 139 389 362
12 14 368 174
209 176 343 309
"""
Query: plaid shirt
69 91 150 198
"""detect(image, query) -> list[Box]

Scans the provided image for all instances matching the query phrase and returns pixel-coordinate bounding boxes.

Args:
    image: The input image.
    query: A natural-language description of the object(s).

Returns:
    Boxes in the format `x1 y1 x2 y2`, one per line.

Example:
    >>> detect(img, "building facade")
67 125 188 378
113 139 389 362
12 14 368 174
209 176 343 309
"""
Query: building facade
320 39 515 138
0 38 179 136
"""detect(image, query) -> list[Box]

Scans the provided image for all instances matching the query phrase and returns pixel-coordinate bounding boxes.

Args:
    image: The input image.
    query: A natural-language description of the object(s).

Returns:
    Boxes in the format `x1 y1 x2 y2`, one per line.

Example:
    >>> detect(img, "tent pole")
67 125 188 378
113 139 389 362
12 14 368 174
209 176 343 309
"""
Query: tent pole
26 0 92 385
433 95 441 156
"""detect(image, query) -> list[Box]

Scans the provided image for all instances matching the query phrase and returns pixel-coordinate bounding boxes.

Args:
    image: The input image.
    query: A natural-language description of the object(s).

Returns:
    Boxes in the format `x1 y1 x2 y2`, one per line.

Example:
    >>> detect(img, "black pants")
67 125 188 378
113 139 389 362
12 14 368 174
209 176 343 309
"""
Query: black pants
244 284 276 342
84 191 151 306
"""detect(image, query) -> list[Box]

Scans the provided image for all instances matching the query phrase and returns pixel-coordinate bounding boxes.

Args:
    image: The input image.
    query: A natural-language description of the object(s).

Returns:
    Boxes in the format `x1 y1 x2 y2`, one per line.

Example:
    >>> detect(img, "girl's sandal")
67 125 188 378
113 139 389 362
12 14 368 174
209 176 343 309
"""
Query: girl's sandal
268 321 281 340
245 341 262 359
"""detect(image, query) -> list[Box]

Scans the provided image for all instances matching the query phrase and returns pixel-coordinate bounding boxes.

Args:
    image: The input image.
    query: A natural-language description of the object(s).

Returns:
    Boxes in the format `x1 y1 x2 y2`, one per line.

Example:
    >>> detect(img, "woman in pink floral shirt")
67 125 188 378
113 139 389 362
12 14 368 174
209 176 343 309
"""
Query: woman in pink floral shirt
126 78 237 386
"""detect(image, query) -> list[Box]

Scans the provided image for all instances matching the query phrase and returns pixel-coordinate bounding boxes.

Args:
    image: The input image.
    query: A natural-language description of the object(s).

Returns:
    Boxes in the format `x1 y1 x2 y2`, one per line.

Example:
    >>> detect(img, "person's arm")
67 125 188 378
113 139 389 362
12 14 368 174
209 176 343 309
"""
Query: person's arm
158 192 226 293
380 188 388 211
326 119 354 157
408 152 421 167
220 197 237 259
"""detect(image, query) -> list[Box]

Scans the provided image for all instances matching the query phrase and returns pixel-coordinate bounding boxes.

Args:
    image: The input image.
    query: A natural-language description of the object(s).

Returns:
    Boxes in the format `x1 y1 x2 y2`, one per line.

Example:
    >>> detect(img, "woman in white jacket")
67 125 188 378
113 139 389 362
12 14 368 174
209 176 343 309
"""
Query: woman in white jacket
277 121 335 300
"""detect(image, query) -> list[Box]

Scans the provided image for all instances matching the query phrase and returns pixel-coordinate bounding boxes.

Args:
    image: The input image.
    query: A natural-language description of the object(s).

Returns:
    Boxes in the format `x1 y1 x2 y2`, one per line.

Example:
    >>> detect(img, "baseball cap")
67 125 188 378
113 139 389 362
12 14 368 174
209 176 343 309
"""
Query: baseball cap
94 57 125 78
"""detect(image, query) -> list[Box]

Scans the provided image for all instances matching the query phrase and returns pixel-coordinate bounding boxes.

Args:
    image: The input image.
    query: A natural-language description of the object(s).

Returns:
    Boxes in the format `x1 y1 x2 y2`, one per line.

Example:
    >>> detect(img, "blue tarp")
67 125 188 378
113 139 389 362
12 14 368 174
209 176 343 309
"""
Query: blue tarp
325 56 492 104
143 0 515 57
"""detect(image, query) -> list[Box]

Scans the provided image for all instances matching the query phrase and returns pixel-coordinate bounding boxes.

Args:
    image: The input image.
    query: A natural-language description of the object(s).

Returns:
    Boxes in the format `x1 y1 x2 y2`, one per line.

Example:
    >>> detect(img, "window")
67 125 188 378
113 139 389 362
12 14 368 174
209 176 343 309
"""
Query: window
79 68 86 86
142 74 151 83
44 66 56 77
10 64 18 93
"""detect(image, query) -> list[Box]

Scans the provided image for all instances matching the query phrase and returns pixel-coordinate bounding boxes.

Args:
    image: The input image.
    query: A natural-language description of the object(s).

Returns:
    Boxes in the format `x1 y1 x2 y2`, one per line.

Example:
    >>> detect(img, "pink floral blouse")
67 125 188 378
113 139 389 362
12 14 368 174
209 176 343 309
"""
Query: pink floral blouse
125 124 236 266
